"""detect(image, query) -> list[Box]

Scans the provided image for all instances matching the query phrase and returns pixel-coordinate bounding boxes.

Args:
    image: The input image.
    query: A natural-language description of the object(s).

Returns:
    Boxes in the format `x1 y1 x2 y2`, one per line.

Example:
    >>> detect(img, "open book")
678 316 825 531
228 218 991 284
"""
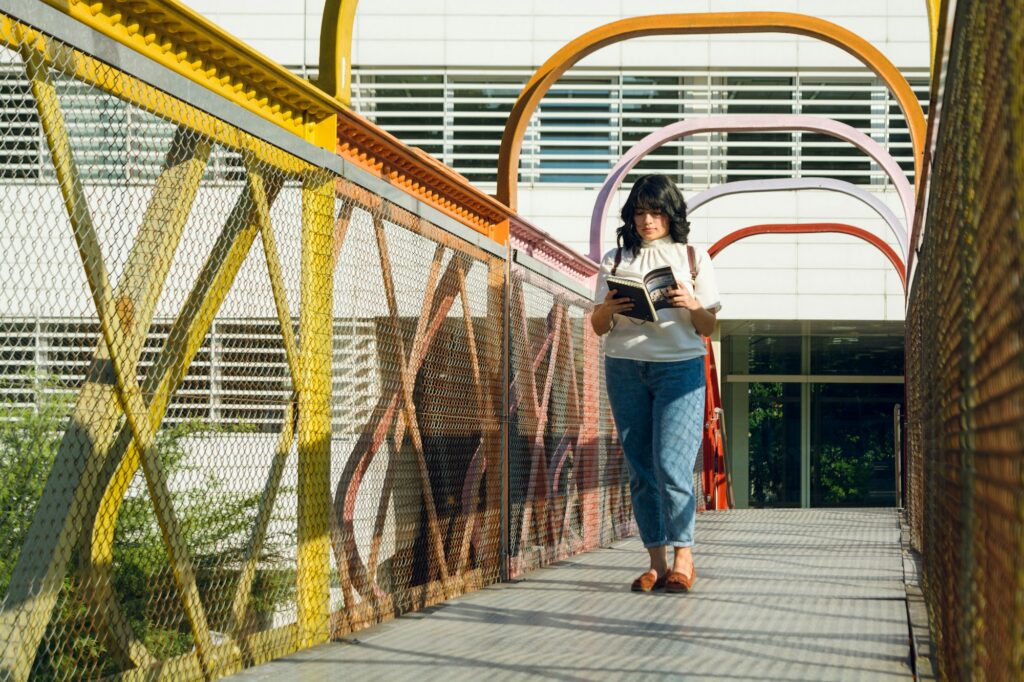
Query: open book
606 265 678 322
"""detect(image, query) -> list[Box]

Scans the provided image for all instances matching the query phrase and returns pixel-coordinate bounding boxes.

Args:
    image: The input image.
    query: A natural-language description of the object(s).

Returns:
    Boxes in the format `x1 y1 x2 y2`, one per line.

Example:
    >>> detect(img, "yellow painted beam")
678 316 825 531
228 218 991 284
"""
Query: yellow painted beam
36 0 342 148
227 399 298 638
0 121 210 673
926 0 942 72
86 172 287 662
245 156 302 381
318 0 360 105
296 170 334 648
73 126 212 668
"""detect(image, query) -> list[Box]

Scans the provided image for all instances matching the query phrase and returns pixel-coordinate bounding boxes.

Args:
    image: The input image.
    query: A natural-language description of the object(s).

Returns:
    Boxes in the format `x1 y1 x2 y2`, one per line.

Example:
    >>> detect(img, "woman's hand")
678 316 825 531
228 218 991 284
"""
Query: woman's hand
667 281 717 336
665 282 700 311
591 289 633 335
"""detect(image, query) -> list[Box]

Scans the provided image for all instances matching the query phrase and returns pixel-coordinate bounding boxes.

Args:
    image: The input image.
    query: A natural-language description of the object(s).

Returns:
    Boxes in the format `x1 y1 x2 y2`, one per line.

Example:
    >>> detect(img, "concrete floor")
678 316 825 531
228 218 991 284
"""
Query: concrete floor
228 508 913 681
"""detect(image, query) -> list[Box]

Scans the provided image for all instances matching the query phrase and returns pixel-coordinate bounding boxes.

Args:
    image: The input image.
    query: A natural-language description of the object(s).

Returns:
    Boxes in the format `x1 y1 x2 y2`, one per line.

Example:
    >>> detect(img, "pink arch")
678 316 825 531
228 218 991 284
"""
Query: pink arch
589 115 914 261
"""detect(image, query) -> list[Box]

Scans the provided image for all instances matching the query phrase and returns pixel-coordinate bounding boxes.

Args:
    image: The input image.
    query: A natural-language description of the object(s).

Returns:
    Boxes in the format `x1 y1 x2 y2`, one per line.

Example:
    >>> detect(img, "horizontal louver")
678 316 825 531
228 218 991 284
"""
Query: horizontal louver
351 67 929 191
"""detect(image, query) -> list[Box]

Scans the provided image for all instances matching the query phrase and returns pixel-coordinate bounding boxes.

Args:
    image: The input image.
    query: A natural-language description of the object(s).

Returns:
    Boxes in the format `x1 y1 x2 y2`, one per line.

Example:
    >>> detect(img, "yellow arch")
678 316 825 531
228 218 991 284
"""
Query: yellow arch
926 0 942 70
496 12 927 209
317 0 360 104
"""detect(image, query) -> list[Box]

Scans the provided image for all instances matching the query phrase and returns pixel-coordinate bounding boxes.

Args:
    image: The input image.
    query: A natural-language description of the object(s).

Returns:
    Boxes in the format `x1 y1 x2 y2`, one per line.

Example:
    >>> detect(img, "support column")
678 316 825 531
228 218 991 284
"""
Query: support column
297 170 334 647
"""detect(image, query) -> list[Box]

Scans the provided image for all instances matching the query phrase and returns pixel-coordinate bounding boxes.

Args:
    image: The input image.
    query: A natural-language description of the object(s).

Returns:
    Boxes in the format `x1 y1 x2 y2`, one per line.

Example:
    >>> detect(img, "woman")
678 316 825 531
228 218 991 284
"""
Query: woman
591 174 721 593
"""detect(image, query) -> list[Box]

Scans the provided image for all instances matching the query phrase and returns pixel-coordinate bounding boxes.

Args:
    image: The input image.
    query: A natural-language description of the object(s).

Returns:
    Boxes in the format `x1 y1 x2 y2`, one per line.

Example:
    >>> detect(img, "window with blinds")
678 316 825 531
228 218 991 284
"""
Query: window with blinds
350 67 929 192
0 319 379 432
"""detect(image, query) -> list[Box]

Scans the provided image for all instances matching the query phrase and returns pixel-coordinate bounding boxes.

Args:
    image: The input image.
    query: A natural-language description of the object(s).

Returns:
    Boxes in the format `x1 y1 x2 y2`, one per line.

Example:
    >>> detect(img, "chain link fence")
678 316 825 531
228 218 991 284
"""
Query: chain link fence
506 262 634 577
327 179 506 634
905 0 1024 678
0 6 631 681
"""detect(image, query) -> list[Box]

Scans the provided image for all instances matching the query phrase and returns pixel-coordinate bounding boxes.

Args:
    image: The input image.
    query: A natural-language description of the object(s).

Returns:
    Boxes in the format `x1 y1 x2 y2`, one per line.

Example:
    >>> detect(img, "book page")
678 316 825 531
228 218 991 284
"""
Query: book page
643 266 677 311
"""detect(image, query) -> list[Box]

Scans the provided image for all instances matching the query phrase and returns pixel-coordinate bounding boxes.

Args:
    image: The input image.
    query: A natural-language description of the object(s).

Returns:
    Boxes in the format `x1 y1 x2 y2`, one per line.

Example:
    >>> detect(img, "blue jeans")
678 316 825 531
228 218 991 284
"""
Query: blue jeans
605 356 705 548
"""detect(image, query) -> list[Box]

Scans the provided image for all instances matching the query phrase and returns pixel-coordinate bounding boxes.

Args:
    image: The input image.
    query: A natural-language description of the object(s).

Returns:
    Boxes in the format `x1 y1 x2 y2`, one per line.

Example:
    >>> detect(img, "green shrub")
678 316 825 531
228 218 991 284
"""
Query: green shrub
1 372 294 678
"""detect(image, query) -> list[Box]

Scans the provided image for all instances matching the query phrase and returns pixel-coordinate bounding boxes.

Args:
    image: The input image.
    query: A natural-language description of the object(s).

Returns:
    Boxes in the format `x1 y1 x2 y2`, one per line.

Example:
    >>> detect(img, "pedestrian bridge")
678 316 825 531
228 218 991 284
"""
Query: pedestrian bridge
228 509 928 681
0 1 1018 681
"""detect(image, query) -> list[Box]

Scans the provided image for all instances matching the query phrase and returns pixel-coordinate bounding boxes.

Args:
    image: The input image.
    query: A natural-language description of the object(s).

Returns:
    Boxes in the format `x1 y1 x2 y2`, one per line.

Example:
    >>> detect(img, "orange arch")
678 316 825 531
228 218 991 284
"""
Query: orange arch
709 222 907 293
496 12 926 209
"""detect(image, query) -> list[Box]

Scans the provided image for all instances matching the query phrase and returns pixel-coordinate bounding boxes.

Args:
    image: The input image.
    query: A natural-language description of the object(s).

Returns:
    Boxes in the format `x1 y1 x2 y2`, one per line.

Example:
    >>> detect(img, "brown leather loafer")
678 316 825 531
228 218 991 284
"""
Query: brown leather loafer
630 571 667 592
665 568 696 593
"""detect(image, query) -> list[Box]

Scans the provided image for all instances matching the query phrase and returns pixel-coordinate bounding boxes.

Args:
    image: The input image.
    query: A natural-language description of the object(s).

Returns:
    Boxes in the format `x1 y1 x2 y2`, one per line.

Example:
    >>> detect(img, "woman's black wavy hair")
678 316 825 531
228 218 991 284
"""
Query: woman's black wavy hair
616 174 690 256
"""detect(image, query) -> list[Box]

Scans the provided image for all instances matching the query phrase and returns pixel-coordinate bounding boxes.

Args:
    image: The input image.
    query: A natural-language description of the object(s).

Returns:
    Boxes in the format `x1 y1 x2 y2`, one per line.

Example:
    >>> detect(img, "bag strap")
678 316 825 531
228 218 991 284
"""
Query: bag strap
611 247 622 275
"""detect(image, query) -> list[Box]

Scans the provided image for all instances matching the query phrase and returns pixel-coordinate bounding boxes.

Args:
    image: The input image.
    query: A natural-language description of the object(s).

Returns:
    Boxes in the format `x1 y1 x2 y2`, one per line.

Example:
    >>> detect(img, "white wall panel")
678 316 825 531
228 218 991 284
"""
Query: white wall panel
245 40 305 66
797 294 884 319
353 2 928 68
176 0 930 69
719 268 799 294
797 242 894 268
723 294 798 319
885 294 906 319
798 268 887 295
530 0 622 16
619 39 710 67
451 41 534 65
446 16 532 37
359 41 447 63
888 16 931 38
360 15 446 40
362 0 445 13
712 243 799 269
709 40 799 68
798 0 889 16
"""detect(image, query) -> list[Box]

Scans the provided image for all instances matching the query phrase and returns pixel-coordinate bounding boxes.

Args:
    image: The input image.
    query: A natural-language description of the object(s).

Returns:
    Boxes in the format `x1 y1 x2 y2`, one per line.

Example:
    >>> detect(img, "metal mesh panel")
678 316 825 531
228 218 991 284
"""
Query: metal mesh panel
0 6 655 681
0 14 327 680
327 178 505 635
507 265 633 576
905 0 1024 677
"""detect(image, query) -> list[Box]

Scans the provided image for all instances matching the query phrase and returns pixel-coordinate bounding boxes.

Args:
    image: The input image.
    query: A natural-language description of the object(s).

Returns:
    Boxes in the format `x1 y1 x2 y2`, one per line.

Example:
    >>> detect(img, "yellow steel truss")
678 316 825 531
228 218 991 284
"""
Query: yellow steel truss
0 14 341 680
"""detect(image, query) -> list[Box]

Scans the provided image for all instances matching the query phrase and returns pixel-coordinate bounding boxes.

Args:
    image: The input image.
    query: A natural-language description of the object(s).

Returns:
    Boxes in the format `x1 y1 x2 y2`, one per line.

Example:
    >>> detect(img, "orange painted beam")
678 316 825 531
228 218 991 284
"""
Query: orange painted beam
496 12 926 209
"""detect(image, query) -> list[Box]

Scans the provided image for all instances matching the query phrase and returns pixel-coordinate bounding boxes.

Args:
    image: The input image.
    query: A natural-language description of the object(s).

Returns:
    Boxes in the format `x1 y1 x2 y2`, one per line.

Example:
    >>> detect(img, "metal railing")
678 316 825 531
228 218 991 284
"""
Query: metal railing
905 0 1024 678
0 2 626 680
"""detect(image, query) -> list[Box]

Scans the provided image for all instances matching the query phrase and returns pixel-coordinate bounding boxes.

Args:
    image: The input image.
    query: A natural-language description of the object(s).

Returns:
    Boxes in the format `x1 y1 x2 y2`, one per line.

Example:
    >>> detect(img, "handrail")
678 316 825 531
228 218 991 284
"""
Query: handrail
28 0 515 241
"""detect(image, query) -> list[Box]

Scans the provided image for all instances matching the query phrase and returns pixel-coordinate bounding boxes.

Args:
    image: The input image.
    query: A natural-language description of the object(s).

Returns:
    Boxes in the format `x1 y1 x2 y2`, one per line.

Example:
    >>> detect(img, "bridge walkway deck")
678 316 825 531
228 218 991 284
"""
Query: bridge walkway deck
229 508 915 681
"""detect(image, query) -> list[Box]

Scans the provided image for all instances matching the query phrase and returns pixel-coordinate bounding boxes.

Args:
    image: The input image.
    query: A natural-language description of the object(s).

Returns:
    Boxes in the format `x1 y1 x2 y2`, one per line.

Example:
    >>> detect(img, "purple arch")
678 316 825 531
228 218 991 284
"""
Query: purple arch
588 115 914 261
687 177 908 263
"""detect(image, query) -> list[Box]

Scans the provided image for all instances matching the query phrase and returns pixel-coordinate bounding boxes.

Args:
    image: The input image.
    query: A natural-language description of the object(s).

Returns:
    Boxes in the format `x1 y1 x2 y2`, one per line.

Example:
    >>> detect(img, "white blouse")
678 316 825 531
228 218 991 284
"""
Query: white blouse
594 236 722 362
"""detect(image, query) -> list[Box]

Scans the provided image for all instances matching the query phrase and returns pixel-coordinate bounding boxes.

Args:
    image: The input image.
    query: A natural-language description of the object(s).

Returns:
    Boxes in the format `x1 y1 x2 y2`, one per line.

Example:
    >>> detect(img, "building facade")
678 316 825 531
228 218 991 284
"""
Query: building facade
154 1 928 508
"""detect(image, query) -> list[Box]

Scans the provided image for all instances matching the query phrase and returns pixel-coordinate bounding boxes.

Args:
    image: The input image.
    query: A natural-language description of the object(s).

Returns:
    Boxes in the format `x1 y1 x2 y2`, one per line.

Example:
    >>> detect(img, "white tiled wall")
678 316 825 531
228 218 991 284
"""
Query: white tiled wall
522 186 908 321
178 0 927 323
179 1 930 70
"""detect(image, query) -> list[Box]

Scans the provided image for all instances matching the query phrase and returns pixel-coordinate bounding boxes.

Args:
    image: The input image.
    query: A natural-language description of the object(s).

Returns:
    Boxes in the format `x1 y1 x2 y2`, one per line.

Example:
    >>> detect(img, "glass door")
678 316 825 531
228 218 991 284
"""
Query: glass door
747 382 802 507
724 327 904 509
809 383 902 507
